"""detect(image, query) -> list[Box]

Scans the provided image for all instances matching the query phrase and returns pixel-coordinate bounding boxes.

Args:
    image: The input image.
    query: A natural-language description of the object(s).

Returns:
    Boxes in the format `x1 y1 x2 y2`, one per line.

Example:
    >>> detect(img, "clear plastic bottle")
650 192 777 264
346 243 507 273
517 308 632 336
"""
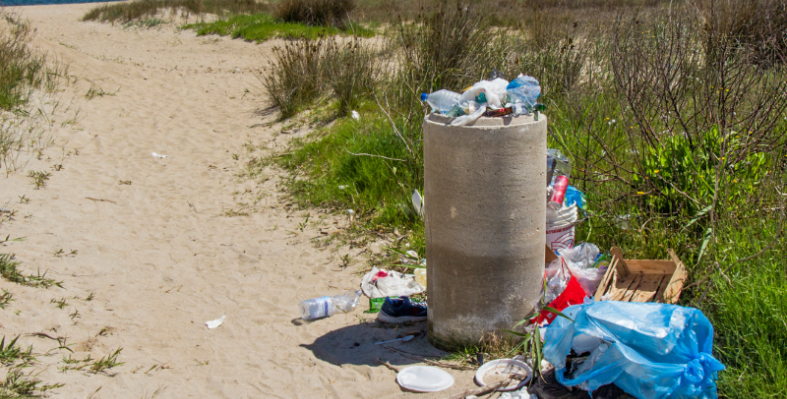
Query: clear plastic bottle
420 90 462 113
299 290 361 320
506 75 541 109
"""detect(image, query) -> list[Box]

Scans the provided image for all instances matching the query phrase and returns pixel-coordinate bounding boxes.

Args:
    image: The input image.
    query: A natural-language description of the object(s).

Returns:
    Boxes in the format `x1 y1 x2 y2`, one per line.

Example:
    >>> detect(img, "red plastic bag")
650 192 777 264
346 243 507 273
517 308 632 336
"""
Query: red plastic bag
535 260 588 324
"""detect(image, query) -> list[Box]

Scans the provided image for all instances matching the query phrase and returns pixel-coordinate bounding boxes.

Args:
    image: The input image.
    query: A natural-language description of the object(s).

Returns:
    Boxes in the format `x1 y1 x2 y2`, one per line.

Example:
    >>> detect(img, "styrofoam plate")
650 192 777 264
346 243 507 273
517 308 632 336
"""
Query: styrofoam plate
474 359 532 392
396 366 454 392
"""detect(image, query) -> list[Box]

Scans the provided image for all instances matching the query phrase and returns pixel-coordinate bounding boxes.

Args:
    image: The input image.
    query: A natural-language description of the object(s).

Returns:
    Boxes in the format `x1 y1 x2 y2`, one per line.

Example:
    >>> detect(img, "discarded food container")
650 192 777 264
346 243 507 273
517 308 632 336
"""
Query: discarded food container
424 112 547 349
474 358 532 392
396 366 454 392
299 290 361 320
593 247 687 304
545 204 579 251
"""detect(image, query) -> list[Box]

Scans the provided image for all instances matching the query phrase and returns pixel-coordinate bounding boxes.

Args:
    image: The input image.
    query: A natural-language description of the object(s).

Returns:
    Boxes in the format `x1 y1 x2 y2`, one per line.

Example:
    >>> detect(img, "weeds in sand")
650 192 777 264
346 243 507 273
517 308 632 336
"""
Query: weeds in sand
27 170 51 189
60 348 123 374
119 180 132 185
51 163 63 171
89 349 123 373
1 13 68 171
0 289 13 309
84 293 95 302
0 253 63 288
50 298 68 310
85 86 116 100
69 309 80 321
17 195 28 204
0 336 34 367
222 208 250 217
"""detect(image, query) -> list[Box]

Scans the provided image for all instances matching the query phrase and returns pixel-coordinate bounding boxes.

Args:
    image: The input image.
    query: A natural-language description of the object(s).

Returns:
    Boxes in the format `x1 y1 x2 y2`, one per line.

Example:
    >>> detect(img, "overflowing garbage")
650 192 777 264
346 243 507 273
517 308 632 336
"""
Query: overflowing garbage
420 74 542 126
296 88 723 399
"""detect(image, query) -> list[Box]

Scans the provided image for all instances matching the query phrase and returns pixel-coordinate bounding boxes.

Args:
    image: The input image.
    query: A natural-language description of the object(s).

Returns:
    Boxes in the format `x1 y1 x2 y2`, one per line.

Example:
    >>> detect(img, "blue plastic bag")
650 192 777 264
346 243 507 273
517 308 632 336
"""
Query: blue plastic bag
543 301 725 399
565 185 586 209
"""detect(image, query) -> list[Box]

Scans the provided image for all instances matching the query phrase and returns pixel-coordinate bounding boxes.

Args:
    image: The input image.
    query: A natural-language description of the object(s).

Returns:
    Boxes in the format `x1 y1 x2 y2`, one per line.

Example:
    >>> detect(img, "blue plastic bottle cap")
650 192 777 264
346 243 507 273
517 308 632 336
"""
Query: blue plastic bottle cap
420 93 428 101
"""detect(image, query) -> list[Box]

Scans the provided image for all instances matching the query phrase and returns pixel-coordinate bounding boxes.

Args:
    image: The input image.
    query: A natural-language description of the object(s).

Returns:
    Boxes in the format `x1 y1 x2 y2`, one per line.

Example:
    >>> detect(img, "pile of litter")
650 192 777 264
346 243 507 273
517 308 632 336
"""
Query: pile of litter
421 74 542 126
293 78 726 398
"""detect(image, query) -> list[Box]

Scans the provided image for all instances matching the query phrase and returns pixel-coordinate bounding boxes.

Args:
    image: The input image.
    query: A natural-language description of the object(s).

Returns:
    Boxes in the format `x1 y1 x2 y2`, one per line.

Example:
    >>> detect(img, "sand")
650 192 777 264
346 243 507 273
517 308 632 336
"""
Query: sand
0 4 478 398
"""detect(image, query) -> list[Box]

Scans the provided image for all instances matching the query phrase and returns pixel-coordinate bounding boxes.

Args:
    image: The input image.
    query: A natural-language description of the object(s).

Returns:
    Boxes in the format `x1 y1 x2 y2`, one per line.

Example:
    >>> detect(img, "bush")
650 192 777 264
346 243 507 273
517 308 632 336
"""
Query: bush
82 0 271 24
694 0 787 65
275 0 356 28
262 37 379 118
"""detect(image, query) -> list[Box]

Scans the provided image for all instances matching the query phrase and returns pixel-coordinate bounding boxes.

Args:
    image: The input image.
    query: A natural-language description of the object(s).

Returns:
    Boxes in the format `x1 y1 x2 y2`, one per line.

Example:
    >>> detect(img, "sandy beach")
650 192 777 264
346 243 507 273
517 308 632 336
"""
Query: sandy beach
0 4 475 398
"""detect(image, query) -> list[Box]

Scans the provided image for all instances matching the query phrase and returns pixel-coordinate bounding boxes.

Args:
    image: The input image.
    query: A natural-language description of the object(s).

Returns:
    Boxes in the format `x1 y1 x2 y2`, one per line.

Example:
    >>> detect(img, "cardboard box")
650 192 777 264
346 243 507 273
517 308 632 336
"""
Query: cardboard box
593 247 688 304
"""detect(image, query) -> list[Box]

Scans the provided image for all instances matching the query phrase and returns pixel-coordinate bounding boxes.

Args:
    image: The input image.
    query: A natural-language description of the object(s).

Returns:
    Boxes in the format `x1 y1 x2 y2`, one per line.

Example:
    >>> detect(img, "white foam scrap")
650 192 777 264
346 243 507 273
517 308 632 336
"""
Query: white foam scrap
205 315 226 329
351 110 360 120
151 152 167 159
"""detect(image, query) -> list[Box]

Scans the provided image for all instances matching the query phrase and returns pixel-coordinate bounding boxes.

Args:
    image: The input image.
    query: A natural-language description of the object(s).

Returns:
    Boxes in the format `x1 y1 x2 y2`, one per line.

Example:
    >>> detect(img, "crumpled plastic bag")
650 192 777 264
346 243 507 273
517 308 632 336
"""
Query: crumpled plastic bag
461 78 508 109
543 301 725 399
360 267 425 298
556 243 607 295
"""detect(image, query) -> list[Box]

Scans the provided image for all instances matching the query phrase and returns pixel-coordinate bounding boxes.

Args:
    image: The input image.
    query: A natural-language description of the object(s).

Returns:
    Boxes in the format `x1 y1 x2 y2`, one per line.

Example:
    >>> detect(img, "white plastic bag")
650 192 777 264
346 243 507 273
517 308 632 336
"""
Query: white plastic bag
360 267 425 298
556 243 607 295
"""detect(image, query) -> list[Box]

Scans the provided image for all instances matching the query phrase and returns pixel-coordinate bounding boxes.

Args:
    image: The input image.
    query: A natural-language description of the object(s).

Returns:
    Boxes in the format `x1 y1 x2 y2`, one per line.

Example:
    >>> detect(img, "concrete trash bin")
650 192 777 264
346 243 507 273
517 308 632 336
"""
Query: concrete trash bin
424 112 547 350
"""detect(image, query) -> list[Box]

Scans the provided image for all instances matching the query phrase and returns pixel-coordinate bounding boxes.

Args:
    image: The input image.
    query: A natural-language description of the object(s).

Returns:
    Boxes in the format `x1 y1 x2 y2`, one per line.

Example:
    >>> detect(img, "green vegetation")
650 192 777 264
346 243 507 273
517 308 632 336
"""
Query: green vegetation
184 14 373 42
82 0 270 24
259 1 787 396
1 13 68 171
84 0 374 42
0 336 64 397
0 253 63 289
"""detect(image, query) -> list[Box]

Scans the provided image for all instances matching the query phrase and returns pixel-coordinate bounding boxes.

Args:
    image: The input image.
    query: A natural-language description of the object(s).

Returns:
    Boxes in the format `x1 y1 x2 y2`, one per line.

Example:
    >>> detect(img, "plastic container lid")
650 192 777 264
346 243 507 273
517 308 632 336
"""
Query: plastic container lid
396 366 454 392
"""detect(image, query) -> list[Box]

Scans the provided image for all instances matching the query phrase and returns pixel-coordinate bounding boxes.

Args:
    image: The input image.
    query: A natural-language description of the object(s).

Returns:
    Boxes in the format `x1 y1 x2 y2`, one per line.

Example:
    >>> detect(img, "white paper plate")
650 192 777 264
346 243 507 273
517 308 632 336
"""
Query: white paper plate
396 366 454 392
474 359 532 392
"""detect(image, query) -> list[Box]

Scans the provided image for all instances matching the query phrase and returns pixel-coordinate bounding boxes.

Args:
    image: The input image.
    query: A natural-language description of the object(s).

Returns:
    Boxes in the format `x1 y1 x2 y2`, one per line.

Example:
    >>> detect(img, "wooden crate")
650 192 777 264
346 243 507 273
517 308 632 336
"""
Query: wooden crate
593 247 688 304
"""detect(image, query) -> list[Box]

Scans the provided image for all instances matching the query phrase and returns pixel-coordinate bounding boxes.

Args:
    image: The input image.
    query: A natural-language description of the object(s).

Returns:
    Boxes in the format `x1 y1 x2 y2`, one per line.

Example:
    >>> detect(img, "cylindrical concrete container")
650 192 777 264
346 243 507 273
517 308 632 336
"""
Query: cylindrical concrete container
424 112 547 350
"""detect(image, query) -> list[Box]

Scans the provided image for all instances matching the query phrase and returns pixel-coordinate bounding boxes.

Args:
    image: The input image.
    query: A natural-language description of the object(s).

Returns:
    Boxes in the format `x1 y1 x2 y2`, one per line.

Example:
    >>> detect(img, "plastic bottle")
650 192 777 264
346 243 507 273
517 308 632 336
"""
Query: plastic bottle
299 290 361 320
547 148 571 184
420 90 462 113
506 75 541 109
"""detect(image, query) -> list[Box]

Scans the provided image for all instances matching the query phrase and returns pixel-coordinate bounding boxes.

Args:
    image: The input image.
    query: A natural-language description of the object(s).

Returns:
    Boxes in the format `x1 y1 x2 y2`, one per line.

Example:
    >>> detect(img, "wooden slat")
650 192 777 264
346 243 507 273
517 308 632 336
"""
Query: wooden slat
662 249 688 304
609 247 631 278
594 257 618 301
629 272 666 303
621 273 644 302
608 273 638 301
626 260 677 274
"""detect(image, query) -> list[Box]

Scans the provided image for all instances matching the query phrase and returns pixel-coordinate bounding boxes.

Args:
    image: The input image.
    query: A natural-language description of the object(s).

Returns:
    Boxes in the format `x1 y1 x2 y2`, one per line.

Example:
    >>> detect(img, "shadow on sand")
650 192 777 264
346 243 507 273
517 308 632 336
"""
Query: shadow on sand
300 320 449 367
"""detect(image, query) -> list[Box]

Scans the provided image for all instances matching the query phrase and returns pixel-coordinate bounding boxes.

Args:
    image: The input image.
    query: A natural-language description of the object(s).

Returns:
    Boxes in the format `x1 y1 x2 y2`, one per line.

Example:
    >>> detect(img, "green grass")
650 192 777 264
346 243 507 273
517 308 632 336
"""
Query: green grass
184 13 374 42
274 107 420 227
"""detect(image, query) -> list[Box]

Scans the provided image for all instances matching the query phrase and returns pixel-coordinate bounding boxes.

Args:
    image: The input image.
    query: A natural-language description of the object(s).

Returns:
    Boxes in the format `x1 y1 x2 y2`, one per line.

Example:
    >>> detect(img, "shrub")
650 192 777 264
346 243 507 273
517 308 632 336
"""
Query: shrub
323 38 380 116
262 40 327 119
693 0 787 65
82 0 271 24
275 0 356 28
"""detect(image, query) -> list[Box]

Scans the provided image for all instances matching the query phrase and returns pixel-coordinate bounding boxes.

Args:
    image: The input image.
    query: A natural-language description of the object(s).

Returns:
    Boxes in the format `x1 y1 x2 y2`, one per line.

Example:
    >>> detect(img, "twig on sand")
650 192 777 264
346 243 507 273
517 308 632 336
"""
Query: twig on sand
375 358 401 373
85 197 116 204
382 346 474 371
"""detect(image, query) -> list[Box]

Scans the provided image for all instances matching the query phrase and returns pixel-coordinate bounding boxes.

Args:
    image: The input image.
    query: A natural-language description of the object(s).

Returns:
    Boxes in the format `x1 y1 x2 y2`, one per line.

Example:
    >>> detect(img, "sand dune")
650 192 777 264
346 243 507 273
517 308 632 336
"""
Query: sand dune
0 4 476 398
